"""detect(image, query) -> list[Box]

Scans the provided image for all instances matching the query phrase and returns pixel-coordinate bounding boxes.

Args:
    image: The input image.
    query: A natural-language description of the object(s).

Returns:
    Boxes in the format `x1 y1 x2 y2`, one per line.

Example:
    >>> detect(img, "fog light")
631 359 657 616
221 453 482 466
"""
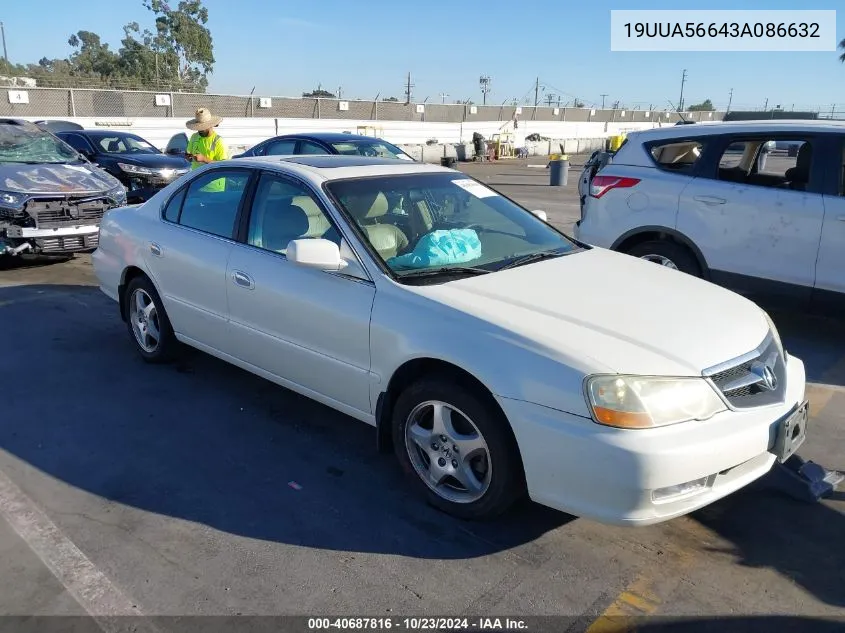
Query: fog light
652 477 709 502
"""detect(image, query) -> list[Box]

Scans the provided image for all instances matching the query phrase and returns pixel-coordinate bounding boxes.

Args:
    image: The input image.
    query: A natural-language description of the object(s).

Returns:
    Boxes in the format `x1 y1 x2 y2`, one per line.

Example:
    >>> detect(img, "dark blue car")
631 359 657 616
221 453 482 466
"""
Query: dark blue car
233 132 415 161
56 129 191 203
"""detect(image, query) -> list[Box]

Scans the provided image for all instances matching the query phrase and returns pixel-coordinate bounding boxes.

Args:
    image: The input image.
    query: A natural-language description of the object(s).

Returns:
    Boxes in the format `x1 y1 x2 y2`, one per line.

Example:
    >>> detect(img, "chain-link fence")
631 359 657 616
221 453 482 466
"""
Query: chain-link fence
0 86 734 124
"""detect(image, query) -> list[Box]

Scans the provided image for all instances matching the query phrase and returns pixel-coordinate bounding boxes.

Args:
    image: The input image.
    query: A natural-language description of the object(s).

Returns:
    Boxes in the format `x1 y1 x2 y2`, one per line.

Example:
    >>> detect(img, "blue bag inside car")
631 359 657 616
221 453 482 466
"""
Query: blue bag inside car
387 229 481 269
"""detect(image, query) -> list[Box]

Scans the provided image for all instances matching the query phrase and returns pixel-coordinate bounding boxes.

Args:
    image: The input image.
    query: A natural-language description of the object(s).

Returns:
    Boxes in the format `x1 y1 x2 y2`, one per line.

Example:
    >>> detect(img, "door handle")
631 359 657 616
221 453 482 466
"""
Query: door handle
693 195 726 205
149 242 162 257
231 270 255 289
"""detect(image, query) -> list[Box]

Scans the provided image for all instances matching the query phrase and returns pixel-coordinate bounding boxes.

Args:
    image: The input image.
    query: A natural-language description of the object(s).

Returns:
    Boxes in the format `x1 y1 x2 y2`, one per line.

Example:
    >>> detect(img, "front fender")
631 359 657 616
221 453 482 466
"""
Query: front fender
369 286 595 419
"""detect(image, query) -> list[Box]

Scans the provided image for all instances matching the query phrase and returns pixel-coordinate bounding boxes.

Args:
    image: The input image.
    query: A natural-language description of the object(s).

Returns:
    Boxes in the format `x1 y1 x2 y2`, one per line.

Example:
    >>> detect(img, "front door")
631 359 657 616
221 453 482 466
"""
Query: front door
143 168 252 350
677 134 825 300
225 171 376 416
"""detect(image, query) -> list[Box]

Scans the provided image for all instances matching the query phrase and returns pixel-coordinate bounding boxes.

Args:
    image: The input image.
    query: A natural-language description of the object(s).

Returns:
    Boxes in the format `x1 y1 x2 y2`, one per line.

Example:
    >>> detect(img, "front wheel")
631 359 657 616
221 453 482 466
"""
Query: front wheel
392 378 525 520
625 239 702 277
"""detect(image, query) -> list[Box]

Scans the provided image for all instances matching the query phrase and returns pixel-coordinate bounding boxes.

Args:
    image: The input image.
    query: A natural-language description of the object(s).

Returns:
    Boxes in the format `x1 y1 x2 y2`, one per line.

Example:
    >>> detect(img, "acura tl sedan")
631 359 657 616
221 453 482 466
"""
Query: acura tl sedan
92 155 808 526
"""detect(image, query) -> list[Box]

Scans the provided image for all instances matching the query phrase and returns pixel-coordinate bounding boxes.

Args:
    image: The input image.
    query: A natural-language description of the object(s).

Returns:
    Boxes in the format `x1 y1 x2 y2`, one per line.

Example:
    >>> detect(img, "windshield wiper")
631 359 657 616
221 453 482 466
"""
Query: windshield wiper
397 266 492 279
496 250 567 271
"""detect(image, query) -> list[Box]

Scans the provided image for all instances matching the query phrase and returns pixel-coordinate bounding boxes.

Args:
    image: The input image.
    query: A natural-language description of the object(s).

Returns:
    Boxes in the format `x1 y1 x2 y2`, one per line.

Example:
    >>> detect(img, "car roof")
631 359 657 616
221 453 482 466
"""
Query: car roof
63 129 144 138
227 154 452 181
628 119 845 142
277 132 395 143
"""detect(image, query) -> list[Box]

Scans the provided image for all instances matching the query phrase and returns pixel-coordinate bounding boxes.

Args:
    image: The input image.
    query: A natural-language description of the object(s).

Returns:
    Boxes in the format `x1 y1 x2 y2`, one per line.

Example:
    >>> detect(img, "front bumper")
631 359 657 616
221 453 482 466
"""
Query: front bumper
3 224 99 253
498 353 807 526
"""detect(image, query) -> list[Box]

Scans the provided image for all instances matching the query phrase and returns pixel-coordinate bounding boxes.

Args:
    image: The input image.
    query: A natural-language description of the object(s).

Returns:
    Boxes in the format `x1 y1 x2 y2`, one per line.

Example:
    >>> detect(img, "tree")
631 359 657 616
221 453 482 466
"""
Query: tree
68 31 118 79
303 88 336 98
0 0 213 91
688 99 715 111
140 0 215 90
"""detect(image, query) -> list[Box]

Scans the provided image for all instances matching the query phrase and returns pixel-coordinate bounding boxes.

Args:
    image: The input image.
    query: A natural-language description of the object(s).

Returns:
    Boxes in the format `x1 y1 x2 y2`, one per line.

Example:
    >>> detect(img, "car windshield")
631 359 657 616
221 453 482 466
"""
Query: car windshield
0 123 80 164
325 172 580 280
330 140 412 160
94 133 160 154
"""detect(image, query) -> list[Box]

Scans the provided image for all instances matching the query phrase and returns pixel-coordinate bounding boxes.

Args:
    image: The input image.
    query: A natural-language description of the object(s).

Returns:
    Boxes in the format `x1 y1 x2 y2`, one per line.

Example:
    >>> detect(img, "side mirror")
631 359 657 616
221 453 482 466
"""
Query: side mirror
287 238 348 271
531 209 548 222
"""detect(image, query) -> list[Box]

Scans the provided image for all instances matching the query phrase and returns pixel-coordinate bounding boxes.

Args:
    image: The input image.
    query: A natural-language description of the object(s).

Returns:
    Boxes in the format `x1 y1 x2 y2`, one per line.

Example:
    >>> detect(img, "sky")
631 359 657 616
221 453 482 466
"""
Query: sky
1 0 844 111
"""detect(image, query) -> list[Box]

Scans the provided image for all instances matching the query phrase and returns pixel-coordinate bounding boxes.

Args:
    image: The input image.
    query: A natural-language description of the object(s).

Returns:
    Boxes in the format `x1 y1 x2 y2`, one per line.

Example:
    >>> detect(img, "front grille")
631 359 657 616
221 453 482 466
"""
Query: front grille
38 232 99 253
705 334 786 409
26 196 111 228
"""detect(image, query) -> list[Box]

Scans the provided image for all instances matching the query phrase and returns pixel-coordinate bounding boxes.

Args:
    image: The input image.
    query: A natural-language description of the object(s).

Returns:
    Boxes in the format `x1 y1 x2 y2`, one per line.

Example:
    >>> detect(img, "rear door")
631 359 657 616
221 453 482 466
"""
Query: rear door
814 133 845 312
143 167 255 351
676 132 825 300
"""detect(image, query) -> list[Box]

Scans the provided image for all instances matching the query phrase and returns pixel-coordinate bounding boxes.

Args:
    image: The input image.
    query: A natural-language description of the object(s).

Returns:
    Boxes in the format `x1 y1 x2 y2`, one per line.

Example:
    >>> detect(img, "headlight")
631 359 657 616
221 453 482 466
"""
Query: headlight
762 310 785 358
0 190 26 210
118 163 154 176
585 375 727 429
107 184 127 204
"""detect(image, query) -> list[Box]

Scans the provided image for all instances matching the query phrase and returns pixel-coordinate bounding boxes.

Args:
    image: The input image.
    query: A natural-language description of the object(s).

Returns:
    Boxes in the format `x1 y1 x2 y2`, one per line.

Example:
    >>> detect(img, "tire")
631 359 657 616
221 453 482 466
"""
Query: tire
624 239 702 277
123 275 178 363
392 377 525 520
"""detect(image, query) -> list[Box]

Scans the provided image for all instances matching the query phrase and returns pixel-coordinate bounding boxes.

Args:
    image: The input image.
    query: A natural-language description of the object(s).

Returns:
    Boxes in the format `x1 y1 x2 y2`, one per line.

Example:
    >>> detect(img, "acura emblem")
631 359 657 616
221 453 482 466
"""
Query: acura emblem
750 353 778 391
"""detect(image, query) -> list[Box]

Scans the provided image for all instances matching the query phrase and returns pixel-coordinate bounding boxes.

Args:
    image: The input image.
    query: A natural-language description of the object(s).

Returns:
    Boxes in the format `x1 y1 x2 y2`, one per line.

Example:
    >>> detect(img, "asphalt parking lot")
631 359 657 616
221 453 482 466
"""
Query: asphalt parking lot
0 158 843 632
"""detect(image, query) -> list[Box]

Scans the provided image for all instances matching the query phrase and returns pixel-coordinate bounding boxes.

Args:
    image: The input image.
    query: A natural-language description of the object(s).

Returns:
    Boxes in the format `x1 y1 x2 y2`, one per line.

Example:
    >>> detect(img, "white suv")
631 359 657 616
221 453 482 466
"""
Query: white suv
574 120 845 313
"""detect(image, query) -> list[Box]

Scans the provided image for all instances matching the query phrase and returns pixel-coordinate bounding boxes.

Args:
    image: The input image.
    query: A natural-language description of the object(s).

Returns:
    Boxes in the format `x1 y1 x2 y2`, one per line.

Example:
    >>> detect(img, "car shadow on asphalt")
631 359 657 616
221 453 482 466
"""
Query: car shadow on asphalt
759 305 845 387
0 283 572 563
0 283 842 604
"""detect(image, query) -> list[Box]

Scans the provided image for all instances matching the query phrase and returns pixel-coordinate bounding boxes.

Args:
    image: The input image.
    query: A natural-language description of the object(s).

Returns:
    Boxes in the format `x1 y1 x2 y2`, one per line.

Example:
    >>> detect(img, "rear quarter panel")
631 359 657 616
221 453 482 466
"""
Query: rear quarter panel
579 163 691 248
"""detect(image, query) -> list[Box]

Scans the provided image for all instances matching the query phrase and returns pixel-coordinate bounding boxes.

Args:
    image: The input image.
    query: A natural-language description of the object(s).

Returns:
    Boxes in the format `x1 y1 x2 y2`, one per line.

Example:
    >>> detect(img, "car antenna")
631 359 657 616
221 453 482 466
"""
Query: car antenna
667 99 688 124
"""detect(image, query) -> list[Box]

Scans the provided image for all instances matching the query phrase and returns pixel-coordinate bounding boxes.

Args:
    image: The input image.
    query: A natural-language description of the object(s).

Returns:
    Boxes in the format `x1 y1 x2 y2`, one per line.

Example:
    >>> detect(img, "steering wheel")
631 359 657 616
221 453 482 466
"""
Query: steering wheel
360 147 378 157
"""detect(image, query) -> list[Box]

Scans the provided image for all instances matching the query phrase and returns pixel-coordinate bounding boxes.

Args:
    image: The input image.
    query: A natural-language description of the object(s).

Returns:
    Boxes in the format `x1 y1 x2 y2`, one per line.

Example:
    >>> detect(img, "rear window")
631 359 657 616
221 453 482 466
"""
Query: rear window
648 140 704 173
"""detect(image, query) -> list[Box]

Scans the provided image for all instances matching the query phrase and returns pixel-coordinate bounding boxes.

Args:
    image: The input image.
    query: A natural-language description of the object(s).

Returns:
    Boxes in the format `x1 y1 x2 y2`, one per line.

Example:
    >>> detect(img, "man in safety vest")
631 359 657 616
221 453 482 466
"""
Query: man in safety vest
185 107 227 169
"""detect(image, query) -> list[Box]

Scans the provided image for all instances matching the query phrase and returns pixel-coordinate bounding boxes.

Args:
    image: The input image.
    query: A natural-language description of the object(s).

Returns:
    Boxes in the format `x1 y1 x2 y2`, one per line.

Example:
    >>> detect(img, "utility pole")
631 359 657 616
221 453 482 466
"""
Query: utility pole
678 69 687 111
439 92 448 104
404 72 414 104
545 93 556 107
763 97 768 111
534 77 540 107
727 88 733 113
600 94 607 109
0 22 7 67
479 75 491 105
337 86 342 99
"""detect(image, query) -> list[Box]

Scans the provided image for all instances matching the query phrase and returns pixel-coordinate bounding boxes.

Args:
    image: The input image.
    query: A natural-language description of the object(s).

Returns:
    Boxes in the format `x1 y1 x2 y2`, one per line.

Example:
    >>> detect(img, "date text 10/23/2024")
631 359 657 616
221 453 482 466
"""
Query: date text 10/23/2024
307 617 529 631
609 10 836 52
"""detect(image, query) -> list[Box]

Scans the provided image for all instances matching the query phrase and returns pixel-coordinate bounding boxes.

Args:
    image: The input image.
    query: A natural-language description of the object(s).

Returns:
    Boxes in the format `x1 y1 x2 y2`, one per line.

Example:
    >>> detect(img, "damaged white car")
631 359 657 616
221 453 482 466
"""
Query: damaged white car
0 118 126 257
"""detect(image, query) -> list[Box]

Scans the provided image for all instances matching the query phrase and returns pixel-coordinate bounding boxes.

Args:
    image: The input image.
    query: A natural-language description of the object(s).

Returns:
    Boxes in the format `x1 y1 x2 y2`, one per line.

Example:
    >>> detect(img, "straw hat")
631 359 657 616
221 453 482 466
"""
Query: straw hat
186 107 222 131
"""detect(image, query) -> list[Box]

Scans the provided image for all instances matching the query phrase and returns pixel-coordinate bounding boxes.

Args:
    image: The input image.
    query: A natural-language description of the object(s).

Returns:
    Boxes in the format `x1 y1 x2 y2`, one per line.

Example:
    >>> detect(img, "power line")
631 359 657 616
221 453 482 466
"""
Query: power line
479 75 491 105
403 72 414 104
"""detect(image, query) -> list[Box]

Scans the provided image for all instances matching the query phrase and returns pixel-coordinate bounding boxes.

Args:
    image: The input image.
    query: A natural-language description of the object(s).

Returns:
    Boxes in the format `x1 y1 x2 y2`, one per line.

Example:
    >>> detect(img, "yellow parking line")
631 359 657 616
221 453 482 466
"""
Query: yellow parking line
584 523 703 633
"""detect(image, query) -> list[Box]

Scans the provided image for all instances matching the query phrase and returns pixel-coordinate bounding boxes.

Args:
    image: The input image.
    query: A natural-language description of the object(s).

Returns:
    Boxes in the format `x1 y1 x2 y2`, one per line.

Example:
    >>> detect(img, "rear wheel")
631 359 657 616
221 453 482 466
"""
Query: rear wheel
124 276 178 363
392 377 525 520
624 239 702 277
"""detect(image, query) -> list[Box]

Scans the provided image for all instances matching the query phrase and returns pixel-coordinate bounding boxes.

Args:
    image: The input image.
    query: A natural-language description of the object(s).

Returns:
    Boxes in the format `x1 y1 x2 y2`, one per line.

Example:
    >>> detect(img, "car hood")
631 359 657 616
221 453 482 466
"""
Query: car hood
107 153 190 169
410 247 770 376
0 161 120 195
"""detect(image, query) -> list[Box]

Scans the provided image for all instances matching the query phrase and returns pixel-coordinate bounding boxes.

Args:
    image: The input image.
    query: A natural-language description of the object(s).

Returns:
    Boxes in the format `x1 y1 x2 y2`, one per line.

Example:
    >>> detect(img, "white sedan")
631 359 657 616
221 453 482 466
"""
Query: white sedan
92 155 809 526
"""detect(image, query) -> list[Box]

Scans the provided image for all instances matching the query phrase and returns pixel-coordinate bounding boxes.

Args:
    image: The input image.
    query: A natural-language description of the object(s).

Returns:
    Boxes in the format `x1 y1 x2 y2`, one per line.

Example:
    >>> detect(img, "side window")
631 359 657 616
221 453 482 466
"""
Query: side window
165 133 188 155
178 170 251 238
62 134 93 153
163 187 187 223
648 140 704 173
246 174 339 254
717 138 812 190
299 141 331 155
265 139 297 155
